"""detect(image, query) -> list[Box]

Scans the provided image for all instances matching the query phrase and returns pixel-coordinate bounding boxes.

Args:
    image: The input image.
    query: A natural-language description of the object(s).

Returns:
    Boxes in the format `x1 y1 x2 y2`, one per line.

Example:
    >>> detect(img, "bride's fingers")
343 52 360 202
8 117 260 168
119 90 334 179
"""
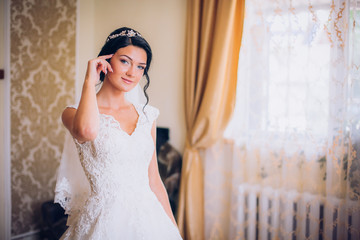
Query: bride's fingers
88 56 112 77
98 54 114 60
97 59 113 73
94 59 109 74
106 61 113 73
96 63 103 74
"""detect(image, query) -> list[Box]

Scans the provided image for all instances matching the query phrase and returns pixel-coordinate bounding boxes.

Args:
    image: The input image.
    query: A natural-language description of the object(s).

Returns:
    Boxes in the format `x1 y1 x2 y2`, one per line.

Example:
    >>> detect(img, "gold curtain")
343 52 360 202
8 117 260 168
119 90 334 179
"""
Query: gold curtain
177 0 245 239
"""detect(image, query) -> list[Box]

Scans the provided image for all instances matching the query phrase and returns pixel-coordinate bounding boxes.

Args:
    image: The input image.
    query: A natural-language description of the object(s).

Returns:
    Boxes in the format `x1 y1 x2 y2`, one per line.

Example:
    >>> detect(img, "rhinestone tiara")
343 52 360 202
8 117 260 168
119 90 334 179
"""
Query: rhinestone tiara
106 29 142 42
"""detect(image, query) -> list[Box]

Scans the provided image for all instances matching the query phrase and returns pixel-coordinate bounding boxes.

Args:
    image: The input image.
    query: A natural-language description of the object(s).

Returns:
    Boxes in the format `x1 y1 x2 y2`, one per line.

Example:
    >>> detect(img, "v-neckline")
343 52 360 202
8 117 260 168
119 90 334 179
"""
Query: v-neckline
99 104 140 137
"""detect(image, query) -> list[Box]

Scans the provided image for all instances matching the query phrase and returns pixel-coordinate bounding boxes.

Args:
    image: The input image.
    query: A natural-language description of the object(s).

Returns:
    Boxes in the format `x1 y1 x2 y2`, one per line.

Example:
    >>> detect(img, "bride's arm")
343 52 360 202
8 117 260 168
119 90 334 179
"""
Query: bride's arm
62 55 113 143
148 121 178 227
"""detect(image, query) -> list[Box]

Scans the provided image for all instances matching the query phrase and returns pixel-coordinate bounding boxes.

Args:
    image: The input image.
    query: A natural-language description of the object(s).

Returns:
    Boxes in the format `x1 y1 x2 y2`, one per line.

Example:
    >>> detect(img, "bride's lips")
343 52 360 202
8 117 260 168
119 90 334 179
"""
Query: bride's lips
121 77 133 84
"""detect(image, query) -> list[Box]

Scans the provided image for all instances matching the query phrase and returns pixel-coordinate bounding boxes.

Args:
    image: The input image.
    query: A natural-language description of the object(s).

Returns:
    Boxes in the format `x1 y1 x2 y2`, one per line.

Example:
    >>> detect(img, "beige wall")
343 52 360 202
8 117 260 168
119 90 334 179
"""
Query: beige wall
78 0 187 152
0 0 5 181
0 0 11 238
0 0 3 68
0 0 5 178
0 0 6 237
77 0 95 99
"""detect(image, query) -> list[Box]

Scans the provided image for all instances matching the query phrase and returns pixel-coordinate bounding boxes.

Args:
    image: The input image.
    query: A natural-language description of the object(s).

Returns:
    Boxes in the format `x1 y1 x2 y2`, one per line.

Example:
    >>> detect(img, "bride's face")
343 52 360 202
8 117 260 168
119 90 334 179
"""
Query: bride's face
106 45 147 92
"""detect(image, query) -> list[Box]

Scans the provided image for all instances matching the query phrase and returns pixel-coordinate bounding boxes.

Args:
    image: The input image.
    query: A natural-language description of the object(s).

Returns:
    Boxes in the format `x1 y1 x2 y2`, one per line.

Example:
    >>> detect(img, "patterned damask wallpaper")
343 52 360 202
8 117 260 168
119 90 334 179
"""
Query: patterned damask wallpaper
10 0 76 235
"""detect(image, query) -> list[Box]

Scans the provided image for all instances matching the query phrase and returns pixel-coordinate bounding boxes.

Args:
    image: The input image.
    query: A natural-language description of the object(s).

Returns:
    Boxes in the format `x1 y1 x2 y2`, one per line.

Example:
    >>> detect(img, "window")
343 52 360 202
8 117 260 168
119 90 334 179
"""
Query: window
225 1 359 150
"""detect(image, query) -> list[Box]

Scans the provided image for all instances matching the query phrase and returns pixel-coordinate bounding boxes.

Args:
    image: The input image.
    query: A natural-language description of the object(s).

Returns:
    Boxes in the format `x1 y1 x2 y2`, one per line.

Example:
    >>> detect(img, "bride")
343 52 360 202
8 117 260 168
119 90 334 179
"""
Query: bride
54 27 183 239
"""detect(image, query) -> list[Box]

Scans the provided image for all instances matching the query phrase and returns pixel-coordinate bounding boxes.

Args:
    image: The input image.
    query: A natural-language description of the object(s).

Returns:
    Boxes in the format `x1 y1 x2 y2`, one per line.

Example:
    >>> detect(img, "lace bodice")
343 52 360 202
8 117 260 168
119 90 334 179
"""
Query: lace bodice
75 106 156 198
54 104 182 239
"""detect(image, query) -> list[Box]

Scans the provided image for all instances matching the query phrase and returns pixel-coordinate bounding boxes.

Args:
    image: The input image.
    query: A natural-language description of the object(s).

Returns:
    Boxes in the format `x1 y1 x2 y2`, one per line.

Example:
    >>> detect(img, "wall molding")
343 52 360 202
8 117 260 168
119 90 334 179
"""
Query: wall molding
1 0 12 238
11 230 40 240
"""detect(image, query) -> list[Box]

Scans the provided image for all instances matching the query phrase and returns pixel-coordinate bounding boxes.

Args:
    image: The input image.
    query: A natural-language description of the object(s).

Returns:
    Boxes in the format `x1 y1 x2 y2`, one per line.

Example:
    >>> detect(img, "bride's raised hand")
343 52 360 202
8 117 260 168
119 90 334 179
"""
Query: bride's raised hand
85 54 114 84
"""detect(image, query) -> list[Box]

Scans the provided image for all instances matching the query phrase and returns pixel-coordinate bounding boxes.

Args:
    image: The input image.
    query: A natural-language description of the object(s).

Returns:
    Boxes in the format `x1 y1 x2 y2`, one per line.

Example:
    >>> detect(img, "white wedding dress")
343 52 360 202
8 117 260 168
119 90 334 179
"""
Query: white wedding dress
55 103 183 240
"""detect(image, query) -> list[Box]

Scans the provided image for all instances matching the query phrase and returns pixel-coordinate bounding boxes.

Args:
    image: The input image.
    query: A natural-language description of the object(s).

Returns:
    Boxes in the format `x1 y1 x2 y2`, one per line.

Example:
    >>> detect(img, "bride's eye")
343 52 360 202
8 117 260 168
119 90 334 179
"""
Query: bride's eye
120 59 129 65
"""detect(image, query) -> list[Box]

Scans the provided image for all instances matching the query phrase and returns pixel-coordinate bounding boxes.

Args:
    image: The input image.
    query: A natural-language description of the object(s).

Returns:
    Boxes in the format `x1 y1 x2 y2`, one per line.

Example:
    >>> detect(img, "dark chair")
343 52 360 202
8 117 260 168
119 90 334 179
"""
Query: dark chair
40 201 68 240
156 127 182 216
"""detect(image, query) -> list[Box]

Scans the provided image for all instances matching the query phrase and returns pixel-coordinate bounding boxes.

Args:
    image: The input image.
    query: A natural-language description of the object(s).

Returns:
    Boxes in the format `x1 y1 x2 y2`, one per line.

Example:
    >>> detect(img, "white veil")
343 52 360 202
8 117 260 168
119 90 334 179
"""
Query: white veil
54 84 146 222
125 83 147 106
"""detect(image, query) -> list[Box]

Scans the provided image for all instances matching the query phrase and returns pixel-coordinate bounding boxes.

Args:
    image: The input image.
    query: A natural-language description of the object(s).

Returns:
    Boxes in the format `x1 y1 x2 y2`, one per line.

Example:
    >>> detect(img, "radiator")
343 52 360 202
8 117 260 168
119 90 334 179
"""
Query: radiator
235 184 360 240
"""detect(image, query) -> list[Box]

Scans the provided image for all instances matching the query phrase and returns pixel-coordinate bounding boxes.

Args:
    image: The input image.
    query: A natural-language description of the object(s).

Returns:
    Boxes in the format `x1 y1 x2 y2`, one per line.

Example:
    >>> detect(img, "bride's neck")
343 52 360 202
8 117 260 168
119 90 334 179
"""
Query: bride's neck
96 82 129 110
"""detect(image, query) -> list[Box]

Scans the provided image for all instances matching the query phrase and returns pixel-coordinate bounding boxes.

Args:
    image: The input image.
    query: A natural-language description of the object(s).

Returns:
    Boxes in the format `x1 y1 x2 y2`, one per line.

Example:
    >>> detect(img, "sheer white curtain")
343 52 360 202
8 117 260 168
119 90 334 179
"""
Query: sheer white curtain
204 0 360 239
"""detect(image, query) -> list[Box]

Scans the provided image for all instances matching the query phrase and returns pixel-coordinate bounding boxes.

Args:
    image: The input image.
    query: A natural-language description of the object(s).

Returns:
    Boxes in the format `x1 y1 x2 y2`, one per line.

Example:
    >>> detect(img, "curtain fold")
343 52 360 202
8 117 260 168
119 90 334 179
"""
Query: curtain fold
177 0 245 239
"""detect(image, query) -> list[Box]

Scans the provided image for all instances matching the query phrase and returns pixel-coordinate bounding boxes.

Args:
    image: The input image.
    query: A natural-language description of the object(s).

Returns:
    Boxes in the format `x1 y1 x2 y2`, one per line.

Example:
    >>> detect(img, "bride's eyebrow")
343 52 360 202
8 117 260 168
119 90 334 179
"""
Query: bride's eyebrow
119 55 146 65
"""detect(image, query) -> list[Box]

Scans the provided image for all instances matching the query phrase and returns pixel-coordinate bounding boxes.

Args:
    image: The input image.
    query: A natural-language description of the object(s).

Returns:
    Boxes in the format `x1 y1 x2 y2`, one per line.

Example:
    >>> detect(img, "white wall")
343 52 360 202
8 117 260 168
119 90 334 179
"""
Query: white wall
78 0 187 152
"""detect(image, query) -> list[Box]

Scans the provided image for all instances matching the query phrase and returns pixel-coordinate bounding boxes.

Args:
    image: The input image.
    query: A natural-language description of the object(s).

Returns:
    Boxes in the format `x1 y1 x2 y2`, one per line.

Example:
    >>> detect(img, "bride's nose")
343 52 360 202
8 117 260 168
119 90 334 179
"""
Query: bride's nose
126 65 136 77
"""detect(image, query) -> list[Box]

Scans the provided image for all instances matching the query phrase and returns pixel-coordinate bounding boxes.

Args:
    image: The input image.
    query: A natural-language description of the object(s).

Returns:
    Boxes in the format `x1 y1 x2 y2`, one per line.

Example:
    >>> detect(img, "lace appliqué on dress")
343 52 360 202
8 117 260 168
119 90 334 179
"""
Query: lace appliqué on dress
55 103 181 240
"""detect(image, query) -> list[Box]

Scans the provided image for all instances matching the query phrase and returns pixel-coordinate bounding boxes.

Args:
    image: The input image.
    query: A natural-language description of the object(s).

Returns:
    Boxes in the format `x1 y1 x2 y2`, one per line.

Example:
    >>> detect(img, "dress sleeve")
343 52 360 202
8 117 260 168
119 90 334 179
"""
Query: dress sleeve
145 105 160 124
66 102 79 109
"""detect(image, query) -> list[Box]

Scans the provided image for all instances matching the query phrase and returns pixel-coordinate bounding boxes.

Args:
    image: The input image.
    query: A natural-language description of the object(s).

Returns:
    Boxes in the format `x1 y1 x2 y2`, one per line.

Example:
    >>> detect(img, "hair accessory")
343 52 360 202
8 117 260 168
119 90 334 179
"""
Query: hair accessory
107 30 142 42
